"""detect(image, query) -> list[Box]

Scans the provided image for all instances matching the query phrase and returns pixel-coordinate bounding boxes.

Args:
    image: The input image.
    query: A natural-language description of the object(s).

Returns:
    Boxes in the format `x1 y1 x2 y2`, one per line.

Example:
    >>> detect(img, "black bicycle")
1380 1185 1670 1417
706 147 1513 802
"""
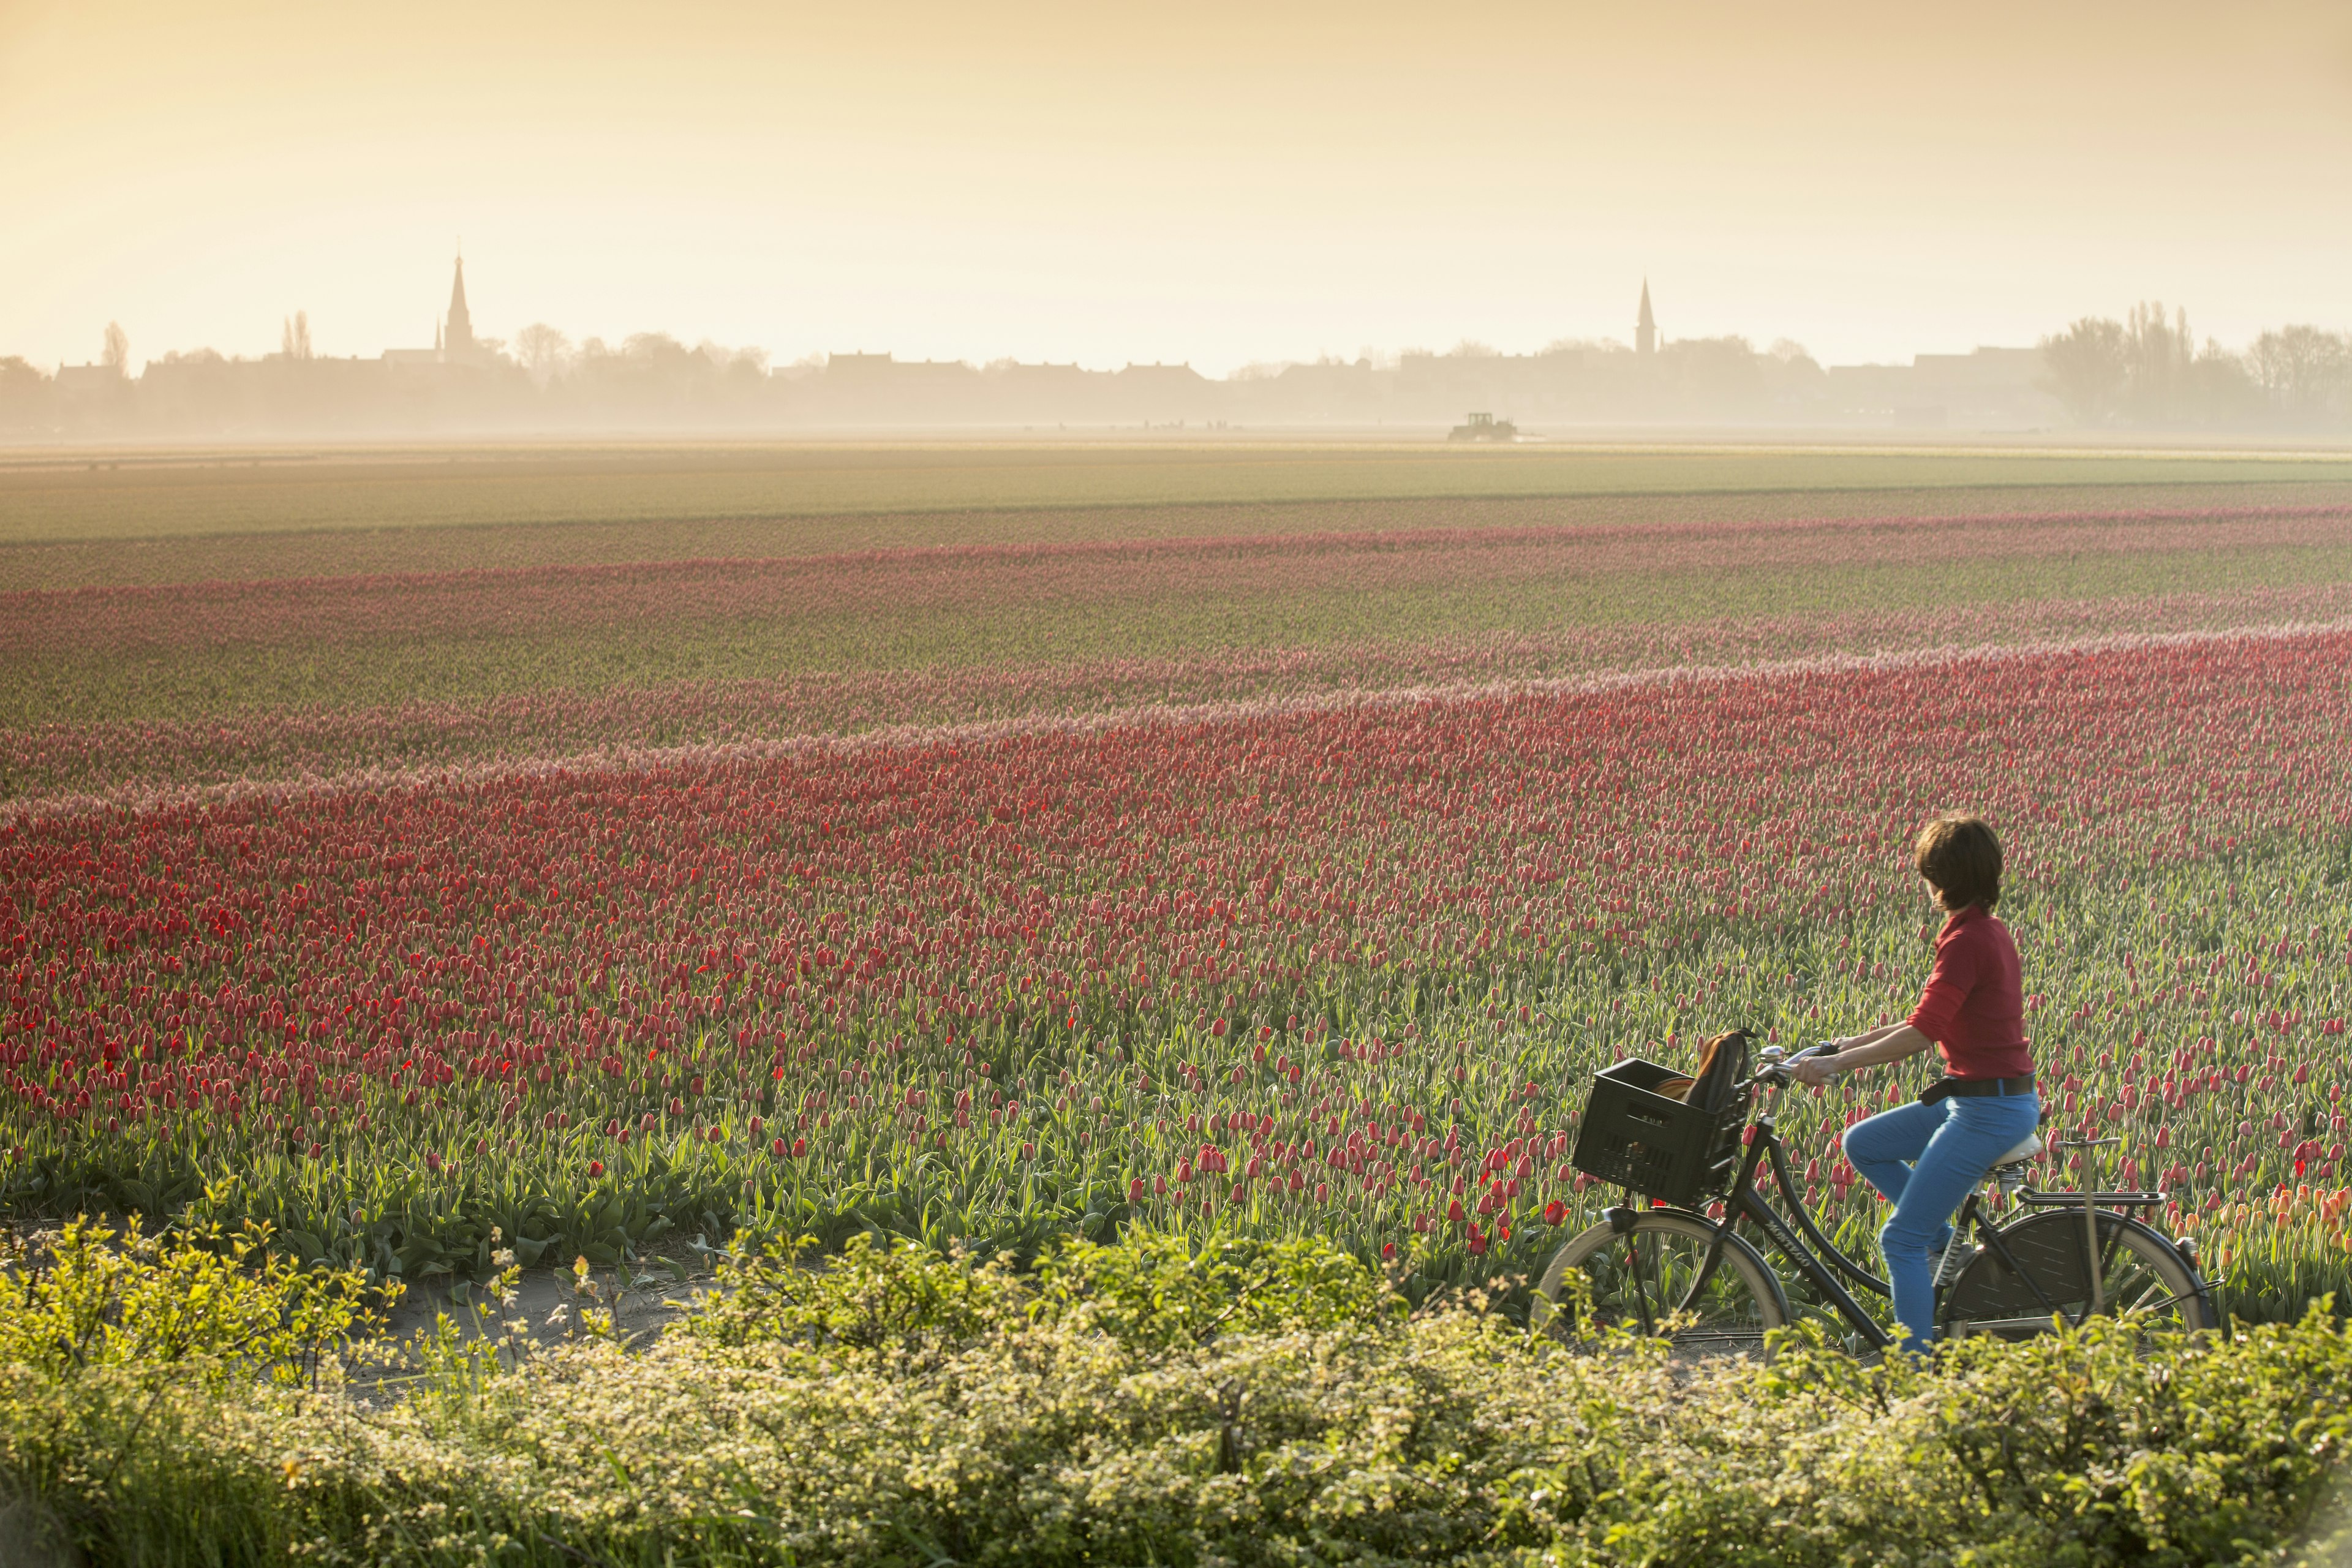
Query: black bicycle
1530 1038 2213 1356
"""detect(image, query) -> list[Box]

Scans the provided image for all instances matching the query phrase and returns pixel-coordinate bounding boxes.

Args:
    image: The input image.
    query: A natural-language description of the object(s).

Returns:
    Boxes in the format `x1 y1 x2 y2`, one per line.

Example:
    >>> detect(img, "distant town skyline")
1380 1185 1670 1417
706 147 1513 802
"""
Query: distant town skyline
48 258 1737 377
16 254 2318 390
12 249 2348 443
7 1 2350 377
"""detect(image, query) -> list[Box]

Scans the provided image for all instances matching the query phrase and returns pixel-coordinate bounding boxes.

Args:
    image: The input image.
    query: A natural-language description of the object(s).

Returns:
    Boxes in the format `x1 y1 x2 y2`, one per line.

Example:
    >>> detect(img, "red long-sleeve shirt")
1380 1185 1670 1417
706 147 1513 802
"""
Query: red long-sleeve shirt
1907 903 2032 1080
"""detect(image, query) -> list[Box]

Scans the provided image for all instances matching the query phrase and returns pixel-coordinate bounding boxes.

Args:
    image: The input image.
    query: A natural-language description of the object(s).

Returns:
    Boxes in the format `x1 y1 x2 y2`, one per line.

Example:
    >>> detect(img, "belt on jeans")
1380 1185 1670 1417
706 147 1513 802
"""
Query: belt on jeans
1918 1072 2035 1104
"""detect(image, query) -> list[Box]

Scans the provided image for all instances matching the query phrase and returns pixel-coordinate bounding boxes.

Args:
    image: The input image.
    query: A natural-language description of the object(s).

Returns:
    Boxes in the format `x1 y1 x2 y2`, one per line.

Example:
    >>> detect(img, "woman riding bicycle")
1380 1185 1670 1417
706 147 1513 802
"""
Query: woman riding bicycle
1788 813 2038 1355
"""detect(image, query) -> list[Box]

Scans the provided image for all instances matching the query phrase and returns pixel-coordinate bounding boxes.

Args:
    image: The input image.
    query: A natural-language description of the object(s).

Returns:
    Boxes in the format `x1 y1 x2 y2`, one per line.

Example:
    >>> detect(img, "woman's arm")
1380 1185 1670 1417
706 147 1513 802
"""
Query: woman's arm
1789 1022 1934 1087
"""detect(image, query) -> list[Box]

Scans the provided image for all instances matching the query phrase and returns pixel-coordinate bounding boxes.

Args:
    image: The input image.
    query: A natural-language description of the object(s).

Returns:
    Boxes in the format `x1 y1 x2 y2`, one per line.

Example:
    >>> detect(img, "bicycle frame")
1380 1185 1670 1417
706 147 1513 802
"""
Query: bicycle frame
1614 1077 2199 1351
1611 1085 1897 1351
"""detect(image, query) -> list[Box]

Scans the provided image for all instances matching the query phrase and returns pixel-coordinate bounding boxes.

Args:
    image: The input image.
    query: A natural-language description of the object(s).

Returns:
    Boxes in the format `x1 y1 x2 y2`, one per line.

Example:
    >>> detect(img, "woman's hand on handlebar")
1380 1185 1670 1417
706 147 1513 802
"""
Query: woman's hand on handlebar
1787 1039 1844 1090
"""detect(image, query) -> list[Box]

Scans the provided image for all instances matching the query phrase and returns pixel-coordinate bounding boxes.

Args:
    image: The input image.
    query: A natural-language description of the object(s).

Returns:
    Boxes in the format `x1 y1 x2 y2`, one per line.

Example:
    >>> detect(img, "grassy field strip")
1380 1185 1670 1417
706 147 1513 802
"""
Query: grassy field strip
9 442 2352 546
12 481 2352 594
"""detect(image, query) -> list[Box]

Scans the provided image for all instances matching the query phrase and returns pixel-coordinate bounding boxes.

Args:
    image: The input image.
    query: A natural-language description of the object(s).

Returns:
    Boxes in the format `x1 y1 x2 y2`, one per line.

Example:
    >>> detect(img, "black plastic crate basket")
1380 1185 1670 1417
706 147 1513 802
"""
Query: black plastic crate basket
1569 1056 1746 1207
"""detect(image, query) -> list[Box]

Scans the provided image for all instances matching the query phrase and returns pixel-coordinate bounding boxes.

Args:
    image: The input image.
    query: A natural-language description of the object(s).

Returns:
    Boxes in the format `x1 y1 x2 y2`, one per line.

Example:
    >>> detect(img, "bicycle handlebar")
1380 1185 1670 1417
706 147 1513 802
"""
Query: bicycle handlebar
1744 1039 1838 1091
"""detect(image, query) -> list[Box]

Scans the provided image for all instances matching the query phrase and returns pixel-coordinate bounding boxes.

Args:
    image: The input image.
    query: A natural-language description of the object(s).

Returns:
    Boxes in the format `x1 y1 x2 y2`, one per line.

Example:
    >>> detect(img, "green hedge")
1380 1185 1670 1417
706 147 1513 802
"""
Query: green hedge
4 1222 2351 1566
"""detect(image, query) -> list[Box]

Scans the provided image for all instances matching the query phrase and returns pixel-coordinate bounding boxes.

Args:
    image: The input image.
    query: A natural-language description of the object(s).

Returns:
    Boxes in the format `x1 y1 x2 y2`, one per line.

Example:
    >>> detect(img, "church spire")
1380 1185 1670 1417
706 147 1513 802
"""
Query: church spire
1636 279 1656 357
443 252 475 361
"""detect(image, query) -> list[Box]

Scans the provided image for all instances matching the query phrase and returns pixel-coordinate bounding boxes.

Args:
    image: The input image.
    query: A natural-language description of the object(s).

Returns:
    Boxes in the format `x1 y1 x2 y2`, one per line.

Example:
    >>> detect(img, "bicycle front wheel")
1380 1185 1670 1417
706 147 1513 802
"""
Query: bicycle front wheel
1532 1210 1787 1358
1943 1208 2208 1340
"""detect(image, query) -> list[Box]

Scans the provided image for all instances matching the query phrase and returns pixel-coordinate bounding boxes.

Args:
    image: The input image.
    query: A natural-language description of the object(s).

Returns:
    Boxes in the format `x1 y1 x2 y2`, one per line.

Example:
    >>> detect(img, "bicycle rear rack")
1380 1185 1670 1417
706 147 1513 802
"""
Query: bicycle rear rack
2014 1188 2165 1212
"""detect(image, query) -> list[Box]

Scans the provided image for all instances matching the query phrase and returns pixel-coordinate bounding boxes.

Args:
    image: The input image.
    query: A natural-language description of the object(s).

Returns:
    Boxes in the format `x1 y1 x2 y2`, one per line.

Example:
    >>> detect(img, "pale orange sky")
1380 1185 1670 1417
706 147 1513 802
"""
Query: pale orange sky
6 0 2350 375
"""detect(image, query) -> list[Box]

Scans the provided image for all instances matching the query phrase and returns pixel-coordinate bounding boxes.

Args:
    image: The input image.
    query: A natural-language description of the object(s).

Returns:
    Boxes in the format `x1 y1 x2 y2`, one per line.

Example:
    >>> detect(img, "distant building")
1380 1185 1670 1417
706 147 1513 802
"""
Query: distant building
1113 361 1216 423
443 255 477 361
1636 281 1657 357
1826 346 2059 429
823 352 897 379
989 361 1115 423
818 352 984 422
382 254 487 367
53 363 123 397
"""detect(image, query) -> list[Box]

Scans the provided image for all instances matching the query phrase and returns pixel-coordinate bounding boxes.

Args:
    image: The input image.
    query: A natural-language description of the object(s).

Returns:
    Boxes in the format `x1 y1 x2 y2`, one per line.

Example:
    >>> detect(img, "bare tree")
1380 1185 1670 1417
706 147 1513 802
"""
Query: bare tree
101 322 129 376
2247 326 2352 423
513 322 573 389
281 311 313 360
2038 317 2129 425
696 339 770 375
2122 301 2193 424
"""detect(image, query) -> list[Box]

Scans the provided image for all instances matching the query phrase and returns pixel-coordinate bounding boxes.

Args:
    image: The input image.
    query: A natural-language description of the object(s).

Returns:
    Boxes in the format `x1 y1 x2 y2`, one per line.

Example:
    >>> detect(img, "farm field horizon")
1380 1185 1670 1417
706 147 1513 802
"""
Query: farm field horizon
6 440 2352 1330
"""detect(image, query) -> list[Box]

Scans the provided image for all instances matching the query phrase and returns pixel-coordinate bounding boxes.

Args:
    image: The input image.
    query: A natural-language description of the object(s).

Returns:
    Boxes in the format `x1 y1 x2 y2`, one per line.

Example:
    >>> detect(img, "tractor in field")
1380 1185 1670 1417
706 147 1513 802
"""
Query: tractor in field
1448 411 1518 442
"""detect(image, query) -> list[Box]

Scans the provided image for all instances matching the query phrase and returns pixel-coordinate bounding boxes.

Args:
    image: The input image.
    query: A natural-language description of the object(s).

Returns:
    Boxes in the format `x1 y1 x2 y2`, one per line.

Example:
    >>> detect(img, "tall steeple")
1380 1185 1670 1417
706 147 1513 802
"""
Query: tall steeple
443 252 475 361
1636 279 1656 357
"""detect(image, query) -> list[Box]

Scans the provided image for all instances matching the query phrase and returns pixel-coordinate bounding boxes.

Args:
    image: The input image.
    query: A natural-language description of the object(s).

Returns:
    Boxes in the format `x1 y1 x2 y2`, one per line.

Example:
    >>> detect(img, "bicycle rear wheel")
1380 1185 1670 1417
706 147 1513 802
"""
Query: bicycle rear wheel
1532 1210 1787 1358
1943 1208 2207 1340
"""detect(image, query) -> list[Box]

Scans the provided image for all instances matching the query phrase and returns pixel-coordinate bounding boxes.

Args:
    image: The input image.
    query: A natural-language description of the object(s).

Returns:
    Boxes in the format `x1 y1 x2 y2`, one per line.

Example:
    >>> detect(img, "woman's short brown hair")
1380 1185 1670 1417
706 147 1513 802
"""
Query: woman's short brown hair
1913 813 2002 911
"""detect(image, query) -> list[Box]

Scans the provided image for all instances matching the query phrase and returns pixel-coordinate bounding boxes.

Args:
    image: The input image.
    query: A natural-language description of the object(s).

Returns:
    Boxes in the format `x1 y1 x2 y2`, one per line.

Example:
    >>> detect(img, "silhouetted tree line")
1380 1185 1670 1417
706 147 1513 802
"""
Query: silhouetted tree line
0 327 1833 437
2039 303 2352 429
3 307 2348 437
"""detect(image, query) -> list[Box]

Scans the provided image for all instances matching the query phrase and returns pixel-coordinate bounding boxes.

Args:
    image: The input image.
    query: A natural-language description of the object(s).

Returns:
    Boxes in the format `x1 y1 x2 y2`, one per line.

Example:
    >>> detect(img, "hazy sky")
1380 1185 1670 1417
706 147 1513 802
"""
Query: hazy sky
6 0 2350 375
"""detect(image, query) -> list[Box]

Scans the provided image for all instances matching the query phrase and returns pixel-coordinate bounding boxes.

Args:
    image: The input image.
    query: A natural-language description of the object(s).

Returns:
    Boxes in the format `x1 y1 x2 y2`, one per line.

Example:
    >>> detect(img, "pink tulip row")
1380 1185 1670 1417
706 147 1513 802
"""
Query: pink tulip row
12 581 2352 807
7 502 2345 661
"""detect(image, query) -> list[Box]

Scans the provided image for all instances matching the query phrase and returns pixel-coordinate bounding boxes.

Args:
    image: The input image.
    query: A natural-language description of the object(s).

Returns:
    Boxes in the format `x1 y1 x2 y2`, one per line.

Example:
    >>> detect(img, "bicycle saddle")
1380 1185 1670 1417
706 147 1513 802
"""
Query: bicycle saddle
1991 1133 2041 1168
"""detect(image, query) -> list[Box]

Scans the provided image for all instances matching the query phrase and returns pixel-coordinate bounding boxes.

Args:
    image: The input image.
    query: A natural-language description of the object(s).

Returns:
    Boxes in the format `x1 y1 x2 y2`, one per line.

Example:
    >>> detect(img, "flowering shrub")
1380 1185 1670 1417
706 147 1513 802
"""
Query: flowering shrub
0 1215 377 1393
2 1227 2350 1566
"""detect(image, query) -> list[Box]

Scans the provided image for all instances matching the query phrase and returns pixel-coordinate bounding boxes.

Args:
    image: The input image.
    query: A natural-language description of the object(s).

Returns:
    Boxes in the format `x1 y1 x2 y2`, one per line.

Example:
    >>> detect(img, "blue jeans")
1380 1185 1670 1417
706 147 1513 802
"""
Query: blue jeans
1842 1089 2041 1355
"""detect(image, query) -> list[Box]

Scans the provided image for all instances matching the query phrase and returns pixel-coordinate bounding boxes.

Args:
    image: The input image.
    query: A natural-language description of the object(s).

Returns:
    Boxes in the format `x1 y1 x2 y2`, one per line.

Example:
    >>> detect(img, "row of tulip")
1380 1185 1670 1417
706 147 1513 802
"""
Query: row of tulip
12 502 2347 662
12 579 2352 807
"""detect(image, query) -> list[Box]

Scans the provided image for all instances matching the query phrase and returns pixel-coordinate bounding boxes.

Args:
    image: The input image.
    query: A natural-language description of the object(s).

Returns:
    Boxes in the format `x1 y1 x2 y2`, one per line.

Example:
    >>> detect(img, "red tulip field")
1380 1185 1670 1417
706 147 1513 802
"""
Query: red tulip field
6 447 2352 1321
